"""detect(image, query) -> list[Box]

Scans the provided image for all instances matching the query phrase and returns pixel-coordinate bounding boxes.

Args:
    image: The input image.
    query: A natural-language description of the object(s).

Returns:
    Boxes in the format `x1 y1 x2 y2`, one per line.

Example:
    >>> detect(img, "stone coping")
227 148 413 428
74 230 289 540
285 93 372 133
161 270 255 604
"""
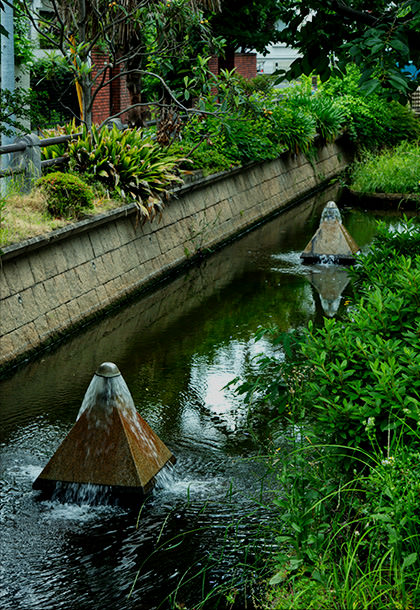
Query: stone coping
0 161 261 263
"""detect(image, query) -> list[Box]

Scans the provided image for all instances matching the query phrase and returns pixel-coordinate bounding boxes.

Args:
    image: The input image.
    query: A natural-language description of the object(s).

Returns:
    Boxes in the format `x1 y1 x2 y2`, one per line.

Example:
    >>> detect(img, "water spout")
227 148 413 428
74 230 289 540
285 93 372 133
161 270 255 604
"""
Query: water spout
33 362 176 504
301 201 359 265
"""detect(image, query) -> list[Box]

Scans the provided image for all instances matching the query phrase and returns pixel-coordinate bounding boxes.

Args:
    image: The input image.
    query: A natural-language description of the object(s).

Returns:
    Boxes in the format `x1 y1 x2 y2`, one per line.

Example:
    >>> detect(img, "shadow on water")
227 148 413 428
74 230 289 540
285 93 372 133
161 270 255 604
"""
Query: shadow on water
0 187 415 610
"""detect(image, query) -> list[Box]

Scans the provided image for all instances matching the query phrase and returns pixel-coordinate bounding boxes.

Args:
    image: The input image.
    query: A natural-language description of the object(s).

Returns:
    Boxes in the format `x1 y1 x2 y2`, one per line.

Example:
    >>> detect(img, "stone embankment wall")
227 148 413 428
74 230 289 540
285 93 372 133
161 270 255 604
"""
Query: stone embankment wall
0 141 351 371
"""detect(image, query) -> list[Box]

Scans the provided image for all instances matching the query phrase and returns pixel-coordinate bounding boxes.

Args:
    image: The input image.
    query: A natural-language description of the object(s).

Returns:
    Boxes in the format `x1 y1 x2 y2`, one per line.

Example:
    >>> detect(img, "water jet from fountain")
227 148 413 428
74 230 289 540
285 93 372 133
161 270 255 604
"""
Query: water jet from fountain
32 362 176 505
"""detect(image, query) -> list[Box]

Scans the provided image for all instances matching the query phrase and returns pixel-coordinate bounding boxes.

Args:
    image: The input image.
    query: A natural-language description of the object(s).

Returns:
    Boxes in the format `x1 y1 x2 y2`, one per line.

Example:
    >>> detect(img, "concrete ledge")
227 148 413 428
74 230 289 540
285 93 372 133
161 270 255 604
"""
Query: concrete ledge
0 141 352 372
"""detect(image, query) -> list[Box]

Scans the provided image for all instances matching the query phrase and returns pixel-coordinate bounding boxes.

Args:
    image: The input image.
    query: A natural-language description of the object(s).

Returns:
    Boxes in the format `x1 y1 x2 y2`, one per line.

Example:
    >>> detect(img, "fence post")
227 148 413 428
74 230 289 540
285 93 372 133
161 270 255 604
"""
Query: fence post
12 133 42 193
106 118 126 131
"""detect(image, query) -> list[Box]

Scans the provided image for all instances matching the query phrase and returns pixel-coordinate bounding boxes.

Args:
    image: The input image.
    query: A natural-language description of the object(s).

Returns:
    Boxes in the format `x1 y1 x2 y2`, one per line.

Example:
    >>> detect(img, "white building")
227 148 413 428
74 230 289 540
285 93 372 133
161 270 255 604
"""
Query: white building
256 43 300 76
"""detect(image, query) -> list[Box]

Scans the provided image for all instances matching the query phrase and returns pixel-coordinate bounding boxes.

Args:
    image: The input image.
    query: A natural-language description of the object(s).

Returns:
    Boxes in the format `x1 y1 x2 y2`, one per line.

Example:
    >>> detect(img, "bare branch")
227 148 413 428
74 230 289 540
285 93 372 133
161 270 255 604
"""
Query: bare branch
334 1 384 25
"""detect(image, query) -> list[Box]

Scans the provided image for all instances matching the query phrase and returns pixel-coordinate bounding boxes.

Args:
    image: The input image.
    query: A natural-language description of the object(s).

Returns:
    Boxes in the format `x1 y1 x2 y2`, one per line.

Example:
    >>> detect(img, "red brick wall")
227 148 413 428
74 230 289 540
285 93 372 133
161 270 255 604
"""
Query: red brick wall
89 52 255 124
208 55 219 77
91 51 112 125
90 51 131 125
111 64 131 122
234 53 257 80
208 56 219 96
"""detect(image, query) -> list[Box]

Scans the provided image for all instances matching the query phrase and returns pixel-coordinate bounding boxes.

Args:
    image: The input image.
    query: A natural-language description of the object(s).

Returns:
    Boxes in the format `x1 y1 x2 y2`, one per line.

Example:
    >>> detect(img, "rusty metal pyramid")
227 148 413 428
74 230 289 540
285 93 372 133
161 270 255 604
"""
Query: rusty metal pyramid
33 362 175 500
301 201 359 264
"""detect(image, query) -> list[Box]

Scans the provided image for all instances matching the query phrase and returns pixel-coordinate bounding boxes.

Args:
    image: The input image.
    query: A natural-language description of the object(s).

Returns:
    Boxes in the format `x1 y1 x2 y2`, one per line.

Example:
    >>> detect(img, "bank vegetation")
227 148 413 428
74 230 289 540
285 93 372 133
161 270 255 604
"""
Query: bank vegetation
1 67 419 249
233 219 420 609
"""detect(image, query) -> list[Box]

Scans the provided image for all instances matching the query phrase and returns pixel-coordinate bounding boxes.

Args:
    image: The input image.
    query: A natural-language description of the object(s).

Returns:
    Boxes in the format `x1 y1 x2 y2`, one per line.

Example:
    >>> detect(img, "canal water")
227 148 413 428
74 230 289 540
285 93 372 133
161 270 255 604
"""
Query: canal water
0 188 408 610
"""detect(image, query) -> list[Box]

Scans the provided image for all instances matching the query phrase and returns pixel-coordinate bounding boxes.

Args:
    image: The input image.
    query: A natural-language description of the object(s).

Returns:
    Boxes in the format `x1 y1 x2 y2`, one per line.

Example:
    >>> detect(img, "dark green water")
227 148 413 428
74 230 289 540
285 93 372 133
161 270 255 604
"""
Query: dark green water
0 188 410 610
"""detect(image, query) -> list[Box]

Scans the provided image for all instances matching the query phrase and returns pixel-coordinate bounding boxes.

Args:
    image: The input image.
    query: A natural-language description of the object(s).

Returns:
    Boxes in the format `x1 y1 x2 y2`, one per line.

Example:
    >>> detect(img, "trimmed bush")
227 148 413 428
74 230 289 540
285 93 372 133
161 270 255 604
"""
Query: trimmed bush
37 171 94 219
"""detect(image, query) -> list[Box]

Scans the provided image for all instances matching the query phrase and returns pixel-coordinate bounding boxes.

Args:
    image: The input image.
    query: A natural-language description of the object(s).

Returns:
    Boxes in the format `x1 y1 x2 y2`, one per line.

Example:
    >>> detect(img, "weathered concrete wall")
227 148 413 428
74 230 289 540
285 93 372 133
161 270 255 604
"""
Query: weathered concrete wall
0 141 351 370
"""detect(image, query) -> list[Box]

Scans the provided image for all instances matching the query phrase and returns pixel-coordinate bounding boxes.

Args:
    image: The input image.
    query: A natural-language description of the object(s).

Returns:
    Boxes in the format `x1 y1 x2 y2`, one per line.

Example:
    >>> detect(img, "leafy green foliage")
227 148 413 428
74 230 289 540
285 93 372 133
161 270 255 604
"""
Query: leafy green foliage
209 0 284 54
67 125 183 220
170 78 347 171
170 140 236 175
319 68 420 149
178 69 419 178
39 120 81 161
275 0 420 102
282 81 346 143
349 218 420 290
338 96 420 149
350 141 420 194
0 88 34 138
13 1 34 68
270 104 317 154
238 220 420 609
30 54 79 129
236 73 280 96
220 114 282 163
37 171 94 219
301 274 420 451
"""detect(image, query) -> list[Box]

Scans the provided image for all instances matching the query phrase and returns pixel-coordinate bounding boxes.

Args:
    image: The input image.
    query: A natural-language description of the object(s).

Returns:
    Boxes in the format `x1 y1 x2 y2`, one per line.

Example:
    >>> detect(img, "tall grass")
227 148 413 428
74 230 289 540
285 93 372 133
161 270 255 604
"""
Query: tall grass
350 141 420 194
263 434 420 610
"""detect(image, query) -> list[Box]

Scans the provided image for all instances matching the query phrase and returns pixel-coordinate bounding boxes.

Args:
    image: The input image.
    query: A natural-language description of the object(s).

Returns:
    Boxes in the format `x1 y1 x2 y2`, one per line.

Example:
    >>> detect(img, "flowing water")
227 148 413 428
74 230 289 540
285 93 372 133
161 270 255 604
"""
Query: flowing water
0 189 412 610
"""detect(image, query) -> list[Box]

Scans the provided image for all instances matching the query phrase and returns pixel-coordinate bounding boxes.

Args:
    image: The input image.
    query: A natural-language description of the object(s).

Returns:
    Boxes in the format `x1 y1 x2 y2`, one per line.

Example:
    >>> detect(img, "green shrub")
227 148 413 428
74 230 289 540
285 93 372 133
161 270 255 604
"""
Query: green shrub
170 140 237 175
220 114 282 163
335 95 420 150
294 220 420 452
39 120 81 161
349 218 420 290
350 141 420 195
67 124 183 219
309 96 346 142
237 73 279 95
383 101 420 145
282 84 346 143
319 65 420 150
271 104 317 153
174 111 284 167
37 171 94 219
336 95 389 149
318 64 364 98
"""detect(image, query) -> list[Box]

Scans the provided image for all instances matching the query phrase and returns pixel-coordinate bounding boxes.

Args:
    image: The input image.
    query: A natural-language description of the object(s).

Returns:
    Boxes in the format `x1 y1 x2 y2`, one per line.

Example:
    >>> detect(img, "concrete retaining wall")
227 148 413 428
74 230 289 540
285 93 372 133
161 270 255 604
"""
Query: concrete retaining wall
0 141 351 370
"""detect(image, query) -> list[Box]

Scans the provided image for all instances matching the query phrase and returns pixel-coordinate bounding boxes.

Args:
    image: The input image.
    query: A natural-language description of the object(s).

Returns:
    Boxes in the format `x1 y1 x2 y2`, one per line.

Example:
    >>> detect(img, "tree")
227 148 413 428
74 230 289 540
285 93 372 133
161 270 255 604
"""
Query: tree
276 0 420 100
9 0 221 129
210 0 284 67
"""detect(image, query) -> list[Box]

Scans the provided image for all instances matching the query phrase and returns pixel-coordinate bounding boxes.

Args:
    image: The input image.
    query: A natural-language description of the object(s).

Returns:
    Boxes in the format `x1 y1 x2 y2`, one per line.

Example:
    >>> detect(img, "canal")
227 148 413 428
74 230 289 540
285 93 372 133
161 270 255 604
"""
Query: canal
0 187 406 610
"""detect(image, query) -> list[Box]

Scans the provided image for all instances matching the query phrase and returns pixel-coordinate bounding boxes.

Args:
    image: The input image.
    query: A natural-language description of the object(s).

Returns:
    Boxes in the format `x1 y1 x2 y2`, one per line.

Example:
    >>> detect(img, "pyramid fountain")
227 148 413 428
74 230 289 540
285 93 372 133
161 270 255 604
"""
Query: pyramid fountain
33 362 175 504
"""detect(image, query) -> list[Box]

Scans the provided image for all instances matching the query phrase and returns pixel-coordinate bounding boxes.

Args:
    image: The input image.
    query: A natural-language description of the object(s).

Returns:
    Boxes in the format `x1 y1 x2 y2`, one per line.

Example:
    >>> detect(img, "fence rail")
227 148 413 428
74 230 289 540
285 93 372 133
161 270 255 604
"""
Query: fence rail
411 87 420 114
0 131 84 186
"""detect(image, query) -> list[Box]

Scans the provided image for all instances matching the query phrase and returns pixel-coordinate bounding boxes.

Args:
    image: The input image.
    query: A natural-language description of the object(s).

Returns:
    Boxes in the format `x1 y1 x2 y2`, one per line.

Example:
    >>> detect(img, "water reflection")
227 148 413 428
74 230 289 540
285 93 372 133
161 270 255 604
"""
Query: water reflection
307 265 350 317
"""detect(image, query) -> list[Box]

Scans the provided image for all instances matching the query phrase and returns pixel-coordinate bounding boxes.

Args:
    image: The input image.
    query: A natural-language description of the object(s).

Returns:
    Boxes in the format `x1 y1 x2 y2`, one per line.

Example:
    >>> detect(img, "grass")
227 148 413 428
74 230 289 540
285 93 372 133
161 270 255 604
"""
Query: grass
350 140 420 195
263 439 420 610
0 180 125 249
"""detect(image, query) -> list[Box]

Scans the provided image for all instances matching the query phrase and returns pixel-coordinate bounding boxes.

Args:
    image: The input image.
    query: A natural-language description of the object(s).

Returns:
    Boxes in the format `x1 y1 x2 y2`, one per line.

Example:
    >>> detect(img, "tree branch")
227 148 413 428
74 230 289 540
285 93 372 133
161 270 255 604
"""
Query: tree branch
332 1 384 26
